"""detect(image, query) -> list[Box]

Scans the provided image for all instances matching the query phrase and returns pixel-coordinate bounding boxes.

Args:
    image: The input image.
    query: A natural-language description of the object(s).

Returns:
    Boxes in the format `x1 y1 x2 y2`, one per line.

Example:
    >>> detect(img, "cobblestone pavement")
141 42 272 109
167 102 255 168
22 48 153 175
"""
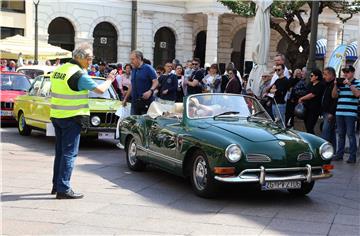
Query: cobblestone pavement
1 127 359 235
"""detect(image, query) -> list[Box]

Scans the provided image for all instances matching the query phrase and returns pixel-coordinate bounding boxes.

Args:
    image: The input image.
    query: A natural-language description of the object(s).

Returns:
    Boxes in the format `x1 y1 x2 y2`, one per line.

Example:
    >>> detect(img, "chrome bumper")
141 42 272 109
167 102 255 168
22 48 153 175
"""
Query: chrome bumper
214 165 332 184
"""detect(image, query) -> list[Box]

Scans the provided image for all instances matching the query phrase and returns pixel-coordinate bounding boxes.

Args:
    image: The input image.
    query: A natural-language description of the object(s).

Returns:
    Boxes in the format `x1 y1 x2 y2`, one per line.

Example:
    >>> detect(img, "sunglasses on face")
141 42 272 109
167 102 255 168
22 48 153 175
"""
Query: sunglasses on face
310 74 315 77
274 69 282 72
192 63 199 65
343 70 350 73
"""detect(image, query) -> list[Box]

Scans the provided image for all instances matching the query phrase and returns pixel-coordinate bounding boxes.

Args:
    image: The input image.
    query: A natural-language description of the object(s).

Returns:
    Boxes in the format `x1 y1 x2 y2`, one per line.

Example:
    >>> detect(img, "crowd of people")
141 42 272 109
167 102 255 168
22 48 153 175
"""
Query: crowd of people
99 50 358 164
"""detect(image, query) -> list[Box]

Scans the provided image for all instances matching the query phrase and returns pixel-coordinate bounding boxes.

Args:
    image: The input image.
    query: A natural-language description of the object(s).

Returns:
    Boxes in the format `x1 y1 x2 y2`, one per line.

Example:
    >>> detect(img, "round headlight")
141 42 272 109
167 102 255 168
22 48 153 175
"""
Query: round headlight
225 144 242 163
319 142 334 160
91 116 101 126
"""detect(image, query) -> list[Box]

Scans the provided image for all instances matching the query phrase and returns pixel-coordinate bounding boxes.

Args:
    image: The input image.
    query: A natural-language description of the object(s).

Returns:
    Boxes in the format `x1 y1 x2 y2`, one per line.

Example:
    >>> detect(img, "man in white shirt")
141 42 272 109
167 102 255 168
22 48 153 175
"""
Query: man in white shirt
270 53 290 85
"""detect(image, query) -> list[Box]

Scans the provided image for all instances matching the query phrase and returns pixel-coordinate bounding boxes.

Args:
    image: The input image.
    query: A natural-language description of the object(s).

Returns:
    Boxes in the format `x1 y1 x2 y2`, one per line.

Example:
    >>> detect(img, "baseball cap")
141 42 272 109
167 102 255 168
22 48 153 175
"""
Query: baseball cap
342 65 355 73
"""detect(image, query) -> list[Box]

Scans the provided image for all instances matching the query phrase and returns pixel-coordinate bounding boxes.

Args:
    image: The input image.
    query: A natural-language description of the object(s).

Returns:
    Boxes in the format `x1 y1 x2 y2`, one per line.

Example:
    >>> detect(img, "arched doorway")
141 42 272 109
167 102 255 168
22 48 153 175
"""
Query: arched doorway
93 22 117 63
194 31 206 67
231 28 246 76
48 17 75 51
153 27 176 68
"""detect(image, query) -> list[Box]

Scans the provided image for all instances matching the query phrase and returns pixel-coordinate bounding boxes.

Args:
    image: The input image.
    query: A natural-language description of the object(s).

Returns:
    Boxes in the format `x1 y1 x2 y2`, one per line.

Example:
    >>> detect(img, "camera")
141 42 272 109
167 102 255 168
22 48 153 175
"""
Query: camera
336 77 345 85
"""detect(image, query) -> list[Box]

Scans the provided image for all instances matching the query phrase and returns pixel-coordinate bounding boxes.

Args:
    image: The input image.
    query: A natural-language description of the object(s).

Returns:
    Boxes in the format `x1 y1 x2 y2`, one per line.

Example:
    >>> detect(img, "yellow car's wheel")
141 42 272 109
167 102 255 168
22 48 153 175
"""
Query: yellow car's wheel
17 111 32 136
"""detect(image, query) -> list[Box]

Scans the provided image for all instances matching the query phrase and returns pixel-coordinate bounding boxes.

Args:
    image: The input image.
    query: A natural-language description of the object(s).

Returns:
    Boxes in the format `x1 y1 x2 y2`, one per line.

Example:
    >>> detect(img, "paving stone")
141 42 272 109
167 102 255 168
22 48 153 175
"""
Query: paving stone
208 213 271 229
190 223 263 235
328 223 360 236
2 219 62 235
334 213 360 226
3 207 84 224
275 209 336 223
265 219 331 235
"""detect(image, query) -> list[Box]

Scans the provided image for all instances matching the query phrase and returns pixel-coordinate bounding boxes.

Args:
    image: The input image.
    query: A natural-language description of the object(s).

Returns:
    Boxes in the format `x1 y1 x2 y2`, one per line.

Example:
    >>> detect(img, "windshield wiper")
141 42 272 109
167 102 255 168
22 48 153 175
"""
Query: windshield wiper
247 111 266 121
213 111 240 119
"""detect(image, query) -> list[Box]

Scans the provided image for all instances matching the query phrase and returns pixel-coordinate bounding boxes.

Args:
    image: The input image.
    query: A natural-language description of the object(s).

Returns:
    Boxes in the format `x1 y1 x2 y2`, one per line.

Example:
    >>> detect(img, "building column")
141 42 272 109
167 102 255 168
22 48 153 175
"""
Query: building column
324 23 340 66
204 13 219 65
244 17 255 62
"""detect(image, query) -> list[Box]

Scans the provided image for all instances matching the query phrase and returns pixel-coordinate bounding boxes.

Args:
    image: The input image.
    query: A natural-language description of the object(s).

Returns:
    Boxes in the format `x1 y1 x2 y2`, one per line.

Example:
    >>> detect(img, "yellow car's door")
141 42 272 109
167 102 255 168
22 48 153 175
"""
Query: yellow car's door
32 77 51 129
23 76 44 128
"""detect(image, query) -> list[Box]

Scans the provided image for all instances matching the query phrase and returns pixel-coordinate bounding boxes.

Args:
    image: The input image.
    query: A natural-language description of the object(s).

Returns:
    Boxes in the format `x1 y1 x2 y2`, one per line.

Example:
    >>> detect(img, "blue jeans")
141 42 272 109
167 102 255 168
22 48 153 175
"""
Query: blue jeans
321 113 337 152
336 115 358 161
272 103 286 124
52 118 81 193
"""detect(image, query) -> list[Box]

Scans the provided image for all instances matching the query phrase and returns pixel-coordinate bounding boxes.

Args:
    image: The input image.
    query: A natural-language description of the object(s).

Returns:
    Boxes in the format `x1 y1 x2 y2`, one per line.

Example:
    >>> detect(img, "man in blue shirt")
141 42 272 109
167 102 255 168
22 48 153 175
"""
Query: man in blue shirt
332 65 360 163
123 50 158 115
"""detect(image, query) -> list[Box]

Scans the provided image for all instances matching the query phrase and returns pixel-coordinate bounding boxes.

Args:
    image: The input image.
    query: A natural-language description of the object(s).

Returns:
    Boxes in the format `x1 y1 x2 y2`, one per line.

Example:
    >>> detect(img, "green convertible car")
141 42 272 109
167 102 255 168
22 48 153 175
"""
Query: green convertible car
118 94 334 198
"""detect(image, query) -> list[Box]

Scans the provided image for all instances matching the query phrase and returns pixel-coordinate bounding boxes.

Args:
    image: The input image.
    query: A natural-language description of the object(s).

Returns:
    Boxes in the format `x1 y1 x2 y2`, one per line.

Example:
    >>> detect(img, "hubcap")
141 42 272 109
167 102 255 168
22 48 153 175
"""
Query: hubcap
193 156 207 191
128 140 137 166
19 114 25 131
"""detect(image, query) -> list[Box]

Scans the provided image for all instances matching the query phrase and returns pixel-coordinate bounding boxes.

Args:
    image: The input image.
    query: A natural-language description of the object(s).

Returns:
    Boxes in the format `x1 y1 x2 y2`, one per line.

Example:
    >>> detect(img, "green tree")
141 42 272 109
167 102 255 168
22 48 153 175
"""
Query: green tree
220 0 360 70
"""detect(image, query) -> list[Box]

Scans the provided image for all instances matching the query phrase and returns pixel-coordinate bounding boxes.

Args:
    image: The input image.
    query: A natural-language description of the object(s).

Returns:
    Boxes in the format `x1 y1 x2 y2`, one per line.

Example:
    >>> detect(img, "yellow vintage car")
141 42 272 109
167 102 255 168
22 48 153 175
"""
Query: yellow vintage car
13 75 121 139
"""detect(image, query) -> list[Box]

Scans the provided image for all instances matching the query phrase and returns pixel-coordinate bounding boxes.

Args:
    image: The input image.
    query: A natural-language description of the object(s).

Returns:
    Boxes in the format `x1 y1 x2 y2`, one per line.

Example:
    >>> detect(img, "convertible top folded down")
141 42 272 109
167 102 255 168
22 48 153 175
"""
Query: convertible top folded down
147 101 183 118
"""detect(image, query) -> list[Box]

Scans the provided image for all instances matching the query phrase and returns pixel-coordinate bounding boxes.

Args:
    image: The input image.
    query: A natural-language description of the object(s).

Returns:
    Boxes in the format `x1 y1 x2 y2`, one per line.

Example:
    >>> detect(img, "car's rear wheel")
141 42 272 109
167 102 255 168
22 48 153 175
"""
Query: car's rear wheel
288 181 314 196
190 150 218 198
125 136 146 171
17 111 32 136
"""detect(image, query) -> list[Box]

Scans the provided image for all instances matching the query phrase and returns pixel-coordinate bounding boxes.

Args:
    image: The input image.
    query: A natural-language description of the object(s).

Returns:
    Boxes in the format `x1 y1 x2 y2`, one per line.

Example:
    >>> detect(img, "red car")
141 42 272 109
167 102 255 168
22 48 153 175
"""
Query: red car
1 71 31 123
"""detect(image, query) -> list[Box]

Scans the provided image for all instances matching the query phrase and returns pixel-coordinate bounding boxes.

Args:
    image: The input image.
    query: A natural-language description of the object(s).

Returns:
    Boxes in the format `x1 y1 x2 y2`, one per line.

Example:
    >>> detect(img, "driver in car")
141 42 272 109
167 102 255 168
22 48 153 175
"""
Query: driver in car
188 97 215 117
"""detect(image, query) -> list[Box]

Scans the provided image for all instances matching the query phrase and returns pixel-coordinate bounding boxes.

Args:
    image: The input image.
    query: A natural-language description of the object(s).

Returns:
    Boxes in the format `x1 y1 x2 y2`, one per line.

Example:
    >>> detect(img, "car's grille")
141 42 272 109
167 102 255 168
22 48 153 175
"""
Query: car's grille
1 102 14 110
90 112 118 127
246 154 271 163
297 152 313 161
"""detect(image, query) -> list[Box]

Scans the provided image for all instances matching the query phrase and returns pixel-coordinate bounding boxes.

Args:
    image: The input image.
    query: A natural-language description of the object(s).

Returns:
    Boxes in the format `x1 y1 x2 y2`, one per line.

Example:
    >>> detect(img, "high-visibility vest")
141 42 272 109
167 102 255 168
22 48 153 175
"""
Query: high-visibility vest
50 63 90 118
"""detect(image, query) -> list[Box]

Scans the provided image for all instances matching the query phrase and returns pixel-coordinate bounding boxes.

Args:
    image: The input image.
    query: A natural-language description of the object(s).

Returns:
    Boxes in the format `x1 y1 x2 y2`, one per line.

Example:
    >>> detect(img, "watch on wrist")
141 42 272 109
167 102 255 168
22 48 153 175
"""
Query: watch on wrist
150 88 155 94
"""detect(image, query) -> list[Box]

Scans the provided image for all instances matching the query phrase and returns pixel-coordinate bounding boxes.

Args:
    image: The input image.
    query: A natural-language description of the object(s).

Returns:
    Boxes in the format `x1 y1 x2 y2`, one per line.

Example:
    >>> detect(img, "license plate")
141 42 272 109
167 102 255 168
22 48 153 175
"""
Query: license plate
262 181 301 190
98 132 115 140
1 110 13 116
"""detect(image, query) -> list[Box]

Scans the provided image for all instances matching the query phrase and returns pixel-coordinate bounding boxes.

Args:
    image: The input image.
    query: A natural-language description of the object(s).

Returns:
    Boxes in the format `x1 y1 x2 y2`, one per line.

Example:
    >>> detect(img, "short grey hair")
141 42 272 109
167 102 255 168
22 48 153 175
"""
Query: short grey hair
73 43 93 59
131 50 143 60
275 53 286 61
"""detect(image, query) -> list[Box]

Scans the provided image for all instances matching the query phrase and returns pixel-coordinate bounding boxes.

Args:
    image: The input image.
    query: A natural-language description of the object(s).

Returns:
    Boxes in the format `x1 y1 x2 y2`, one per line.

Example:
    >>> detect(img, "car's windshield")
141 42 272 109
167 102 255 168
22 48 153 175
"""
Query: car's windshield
0 74 31 91
17 69 44 79
89 78 118 99
186 94 271 120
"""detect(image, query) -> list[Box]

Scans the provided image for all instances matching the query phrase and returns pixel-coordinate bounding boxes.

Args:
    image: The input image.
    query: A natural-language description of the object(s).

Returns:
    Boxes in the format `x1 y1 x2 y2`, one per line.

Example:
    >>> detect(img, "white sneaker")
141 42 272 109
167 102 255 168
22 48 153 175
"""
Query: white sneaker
116 142 125 149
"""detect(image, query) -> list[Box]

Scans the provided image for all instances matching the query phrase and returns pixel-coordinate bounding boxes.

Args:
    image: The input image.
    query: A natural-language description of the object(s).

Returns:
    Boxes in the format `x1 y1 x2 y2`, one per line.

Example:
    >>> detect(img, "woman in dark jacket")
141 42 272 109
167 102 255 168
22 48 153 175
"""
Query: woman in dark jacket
298 69 325 134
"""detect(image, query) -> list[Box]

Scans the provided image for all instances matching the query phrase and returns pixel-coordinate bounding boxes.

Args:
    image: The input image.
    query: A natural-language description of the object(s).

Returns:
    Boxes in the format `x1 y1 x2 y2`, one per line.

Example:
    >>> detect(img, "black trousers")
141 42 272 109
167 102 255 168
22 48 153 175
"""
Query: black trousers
304 112 320 134
285 100 296 127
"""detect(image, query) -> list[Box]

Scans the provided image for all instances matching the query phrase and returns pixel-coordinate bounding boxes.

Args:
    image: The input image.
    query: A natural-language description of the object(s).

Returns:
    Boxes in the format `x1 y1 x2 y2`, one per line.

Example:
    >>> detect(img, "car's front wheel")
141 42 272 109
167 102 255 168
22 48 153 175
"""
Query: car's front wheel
17 111 32 136
125 136 146 171
288 181 314 196
190 150 218 198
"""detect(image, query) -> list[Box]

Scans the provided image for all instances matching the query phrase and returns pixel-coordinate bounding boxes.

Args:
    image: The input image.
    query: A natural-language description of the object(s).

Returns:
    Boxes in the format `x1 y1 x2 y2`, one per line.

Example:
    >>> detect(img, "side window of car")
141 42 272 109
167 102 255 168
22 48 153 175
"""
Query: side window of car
39 78 51 97
28 76 43 96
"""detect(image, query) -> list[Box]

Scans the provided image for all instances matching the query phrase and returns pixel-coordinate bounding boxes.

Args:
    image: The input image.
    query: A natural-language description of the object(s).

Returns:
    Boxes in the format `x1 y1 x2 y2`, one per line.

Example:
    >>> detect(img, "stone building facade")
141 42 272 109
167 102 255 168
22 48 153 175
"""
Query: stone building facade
2 0 359 72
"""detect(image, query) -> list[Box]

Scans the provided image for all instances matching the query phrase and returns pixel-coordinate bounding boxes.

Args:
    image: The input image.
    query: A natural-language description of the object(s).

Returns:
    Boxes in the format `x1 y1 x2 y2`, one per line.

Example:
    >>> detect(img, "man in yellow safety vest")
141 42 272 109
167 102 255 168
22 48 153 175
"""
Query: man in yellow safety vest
50 43 116 199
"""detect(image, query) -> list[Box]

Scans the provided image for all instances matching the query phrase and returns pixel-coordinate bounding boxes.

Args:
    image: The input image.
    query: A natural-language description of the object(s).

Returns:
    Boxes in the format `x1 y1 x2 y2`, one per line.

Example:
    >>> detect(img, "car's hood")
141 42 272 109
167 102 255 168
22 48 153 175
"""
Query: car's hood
1 90 26 102
89 99 121 111
207 120 300 142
